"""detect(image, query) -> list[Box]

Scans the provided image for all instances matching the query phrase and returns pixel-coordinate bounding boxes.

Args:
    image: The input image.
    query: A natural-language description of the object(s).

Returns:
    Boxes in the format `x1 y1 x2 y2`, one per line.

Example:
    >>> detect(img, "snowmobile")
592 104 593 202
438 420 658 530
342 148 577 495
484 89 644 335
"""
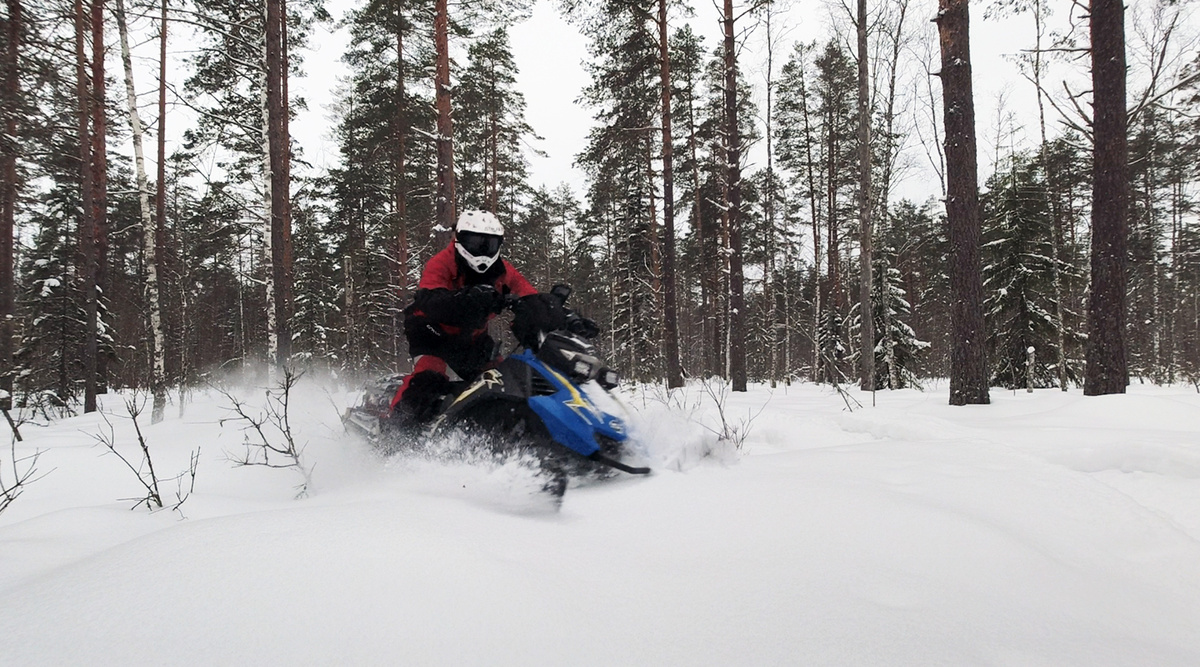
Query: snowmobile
342 284 650 499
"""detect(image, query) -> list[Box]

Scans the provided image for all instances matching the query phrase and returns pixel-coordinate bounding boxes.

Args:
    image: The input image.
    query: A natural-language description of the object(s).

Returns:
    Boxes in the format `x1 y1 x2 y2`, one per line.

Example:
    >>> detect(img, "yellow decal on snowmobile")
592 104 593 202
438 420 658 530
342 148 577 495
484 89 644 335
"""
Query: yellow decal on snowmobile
448 369 503 408
541 365 602 421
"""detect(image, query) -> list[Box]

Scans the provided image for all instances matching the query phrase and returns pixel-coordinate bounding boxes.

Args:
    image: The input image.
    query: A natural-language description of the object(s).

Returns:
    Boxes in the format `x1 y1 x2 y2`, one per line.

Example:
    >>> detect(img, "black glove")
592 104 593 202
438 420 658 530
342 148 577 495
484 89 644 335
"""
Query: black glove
512 293 568 349
398 371 454 423
456 285 504 326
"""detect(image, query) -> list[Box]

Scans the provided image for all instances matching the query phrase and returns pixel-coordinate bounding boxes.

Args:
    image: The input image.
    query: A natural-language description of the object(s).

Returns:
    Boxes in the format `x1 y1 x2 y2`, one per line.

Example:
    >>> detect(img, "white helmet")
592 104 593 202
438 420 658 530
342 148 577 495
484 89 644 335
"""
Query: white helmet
455 209 505 273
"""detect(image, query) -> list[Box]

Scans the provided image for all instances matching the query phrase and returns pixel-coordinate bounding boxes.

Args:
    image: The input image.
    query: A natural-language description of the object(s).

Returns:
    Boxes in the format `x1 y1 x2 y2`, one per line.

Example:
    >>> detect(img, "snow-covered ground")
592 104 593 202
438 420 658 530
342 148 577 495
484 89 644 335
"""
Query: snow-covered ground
2 377 1200 666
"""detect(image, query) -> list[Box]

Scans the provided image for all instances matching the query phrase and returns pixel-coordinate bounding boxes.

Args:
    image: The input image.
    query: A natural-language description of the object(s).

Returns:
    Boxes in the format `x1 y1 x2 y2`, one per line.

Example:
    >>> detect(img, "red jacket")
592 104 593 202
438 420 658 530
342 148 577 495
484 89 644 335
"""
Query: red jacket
418 243 536 296
408 243 537 341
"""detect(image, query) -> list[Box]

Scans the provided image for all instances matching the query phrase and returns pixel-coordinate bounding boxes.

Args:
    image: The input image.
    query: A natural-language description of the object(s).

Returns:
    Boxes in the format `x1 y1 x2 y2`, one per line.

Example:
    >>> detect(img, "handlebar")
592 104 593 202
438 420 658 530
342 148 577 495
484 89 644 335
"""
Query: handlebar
500 284 600 340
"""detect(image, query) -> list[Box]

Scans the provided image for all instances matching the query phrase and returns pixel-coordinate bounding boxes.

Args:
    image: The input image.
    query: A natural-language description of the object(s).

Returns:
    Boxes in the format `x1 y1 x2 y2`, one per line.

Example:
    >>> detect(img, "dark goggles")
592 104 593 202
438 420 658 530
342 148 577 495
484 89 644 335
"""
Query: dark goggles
457 230 503 258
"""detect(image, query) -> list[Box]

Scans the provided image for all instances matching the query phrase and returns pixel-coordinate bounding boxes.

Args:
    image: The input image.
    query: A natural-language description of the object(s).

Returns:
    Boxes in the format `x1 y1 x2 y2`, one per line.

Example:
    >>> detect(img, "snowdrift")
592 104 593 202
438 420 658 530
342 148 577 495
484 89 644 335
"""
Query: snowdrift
2 379 1199 666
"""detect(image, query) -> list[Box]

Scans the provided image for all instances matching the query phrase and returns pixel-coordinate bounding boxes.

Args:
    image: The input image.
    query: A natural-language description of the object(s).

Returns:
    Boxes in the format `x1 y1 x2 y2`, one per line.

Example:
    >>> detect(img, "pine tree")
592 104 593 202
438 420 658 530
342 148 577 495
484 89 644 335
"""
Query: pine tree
887 201 951 379
1084 0 1129 396
330 0 436 372
1126 106 1167 382
0 0 20 411
670 24 715 377
812 41 858 384
936 0 989 405
456 26 538 226
5 0 98 407
720 0 747 392
183 0 325 371
571 1 661 379
776 40 823 380
854 0 874 392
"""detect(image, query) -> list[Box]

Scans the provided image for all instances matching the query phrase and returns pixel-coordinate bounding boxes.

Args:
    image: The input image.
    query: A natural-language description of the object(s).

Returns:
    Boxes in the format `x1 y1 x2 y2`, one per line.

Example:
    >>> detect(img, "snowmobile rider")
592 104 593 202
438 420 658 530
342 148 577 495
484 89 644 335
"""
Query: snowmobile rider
393 209 565 422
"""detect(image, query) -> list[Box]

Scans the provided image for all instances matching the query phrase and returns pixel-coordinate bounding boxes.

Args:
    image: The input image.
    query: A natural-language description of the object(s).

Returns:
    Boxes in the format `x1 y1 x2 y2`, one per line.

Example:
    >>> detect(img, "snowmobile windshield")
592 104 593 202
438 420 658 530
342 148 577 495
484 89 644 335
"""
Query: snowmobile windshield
456 231 503 259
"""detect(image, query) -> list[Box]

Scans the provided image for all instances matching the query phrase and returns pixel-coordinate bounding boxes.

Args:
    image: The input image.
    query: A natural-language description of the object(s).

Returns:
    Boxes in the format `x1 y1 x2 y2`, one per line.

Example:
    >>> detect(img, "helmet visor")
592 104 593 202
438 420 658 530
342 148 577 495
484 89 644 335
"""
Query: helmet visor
457 230 503 259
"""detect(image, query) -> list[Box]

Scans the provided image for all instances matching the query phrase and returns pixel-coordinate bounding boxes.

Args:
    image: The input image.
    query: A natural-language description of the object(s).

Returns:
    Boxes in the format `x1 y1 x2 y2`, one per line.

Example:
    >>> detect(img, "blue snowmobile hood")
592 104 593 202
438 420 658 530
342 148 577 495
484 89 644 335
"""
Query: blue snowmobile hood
512 349 628 458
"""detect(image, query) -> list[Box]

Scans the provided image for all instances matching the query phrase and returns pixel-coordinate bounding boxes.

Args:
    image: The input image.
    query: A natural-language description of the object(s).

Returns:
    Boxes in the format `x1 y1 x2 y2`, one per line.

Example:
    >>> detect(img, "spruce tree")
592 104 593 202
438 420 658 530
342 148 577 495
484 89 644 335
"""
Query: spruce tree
17 184 86 406
981 154 1079 389
868 249 928 389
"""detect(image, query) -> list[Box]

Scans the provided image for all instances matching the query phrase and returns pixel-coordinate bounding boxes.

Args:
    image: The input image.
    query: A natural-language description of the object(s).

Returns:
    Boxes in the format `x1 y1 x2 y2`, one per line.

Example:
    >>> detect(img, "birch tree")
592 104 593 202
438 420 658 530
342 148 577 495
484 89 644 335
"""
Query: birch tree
114 0 165 422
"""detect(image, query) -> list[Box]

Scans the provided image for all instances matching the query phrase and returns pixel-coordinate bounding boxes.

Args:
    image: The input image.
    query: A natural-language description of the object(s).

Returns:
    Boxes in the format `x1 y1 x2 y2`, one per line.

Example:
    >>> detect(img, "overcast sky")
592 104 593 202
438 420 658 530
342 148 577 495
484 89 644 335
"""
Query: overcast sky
281 0 1163 209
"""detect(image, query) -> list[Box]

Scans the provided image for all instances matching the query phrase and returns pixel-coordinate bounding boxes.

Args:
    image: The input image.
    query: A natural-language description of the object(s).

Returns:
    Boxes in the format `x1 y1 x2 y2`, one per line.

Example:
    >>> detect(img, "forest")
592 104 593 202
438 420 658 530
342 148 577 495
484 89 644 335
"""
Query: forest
0 0 1197 422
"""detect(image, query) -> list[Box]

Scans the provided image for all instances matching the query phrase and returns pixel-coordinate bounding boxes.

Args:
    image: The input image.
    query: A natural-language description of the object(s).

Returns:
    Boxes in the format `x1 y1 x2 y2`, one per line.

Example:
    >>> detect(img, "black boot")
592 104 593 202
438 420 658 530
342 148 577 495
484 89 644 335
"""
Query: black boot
397 371 454 423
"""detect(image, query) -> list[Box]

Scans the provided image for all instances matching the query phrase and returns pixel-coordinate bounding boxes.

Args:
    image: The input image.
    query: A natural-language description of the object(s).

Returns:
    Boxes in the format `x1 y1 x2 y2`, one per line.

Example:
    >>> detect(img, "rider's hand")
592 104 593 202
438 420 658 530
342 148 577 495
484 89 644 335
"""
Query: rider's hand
512 293 568 349
458 285 503 323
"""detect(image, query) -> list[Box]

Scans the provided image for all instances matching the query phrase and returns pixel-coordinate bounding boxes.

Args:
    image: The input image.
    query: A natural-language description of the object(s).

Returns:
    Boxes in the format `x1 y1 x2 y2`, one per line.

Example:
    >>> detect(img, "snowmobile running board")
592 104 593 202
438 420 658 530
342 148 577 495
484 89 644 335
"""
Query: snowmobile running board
588 452 651 475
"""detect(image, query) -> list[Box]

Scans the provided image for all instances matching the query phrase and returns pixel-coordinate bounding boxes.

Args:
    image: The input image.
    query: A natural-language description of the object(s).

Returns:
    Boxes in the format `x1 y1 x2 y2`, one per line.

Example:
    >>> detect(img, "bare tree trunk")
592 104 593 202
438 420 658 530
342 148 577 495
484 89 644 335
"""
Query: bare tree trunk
73 0 98 412
656 0 682 388
718 169 729 378
644 133 660 300
826 100 841 384
487 58 499 216
722 0 746 392
1028 0 1068 392
935 0 989 405
156 0 169 389
800 55 823 382
260 1 277 375
267 0 291 365
115 0 166 422
857 0 874 392
681 60 711 376
689 81 714 377
0 0 18 412
277 0 293 362
90 0 108 395
1083 0 1128 395
763 1 780 388
433 0 456 244
261 0 292 372
394 10 409 361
